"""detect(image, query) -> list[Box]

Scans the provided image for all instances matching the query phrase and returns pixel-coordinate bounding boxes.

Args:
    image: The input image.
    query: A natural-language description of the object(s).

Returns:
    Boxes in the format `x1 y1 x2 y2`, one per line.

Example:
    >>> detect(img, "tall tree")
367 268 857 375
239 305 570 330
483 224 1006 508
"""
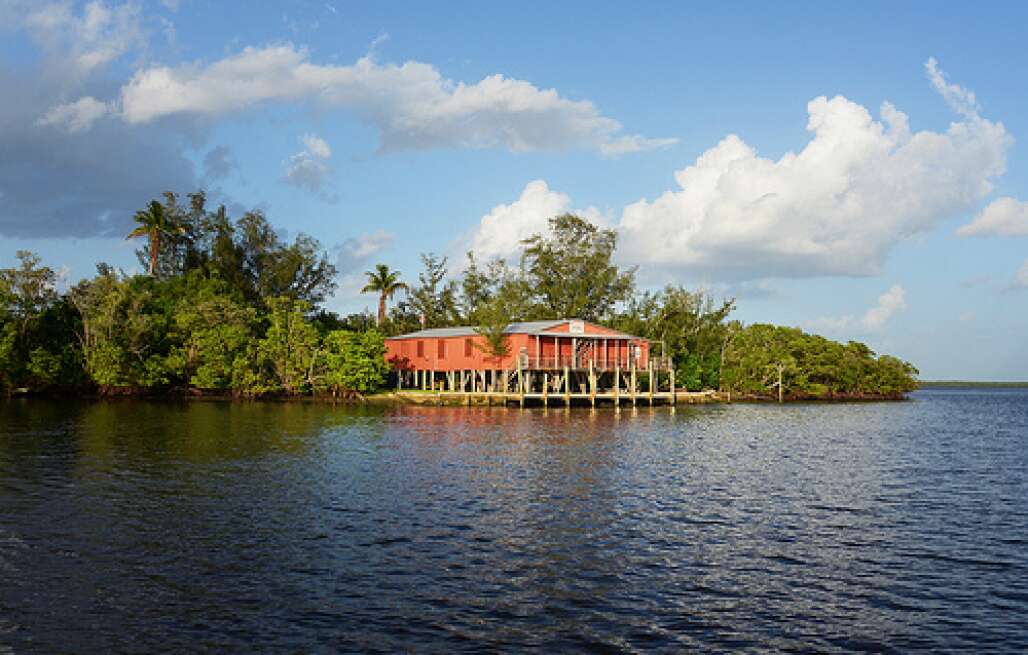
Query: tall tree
473 297 512 366
408 253 459 329
361 264 408 326
127 200 183 277
520 214 635 321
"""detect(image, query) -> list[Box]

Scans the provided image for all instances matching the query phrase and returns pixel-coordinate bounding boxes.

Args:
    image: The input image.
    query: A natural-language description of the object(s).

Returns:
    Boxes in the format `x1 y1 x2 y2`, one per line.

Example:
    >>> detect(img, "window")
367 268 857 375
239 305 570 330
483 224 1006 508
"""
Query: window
464 338 473 357
401 342 409 356
416 341 424 358
437 340 446 359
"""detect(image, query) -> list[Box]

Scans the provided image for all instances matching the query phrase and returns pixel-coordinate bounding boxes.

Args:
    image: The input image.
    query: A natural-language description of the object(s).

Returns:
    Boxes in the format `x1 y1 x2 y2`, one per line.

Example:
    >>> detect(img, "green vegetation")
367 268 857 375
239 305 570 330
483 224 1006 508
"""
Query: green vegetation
1 192 385 397
0 192 918 400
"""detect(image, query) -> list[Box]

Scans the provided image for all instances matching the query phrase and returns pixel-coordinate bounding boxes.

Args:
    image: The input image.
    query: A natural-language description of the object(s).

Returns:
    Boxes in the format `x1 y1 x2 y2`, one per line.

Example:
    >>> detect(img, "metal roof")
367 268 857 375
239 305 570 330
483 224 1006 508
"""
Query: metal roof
387 320 637 340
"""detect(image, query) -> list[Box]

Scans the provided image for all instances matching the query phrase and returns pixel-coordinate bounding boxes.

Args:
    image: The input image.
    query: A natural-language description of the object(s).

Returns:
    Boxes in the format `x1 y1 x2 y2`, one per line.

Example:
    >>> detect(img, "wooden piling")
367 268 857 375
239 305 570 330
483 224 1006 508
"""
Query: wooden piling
630 364 637 407
564 366 570 407
649 367 654 406
589 362 596 408
614 366 620 406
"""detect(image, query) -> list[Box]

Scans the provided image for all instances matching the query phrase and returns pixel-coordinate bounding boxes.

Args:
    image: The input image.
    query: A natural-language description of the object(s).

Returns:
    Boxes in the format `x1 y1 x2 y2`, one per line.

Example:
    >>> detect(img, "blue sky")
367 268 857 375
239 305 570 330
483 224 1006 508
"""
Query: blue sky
2 1 1028 379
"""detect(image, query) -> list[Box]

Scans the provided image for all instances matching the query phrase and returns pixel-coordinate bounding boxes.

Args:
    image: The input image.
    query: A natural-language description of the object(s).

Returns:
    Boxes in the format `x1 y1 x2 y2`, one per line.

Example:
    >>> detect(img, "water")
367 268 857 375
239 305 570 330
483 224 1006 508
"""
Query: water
1 390 1026 653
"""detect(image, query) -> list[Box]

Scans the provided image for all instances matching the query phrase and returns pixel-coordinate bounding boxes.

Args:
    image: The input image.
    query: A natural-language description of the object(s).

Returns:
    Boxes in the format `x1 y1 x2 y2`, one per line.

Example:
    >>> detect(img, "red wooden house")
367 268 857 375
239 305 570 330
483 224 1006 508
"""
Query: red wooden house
385 319 660 373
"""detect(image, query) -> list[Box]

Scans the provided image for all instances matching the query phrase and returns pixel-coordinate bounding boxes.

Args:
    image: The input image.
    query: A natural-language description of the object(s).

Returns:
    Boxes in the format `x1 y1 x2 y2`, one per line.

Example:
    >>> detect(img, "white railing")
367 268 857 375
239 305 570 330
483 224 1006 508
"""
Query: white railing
520 355 672 371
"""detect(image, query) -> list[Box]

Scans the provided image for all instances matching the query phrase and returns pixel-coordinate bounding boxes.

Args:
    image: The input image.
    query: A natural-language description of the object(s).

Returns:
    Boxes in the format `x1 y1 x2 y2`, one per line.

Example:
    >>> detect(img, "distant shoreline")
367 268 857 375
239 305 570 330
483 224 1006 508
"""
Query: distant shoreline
918 381 1028 389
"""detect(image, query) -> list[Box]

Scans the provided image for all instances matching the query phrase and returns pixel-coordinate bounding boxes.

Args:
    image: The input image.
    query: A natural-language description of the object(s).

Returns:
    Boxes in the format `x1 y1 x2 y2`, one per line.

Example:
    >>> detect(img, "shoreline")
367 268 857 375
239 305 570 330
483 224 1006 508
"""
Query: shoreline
3 387 915 406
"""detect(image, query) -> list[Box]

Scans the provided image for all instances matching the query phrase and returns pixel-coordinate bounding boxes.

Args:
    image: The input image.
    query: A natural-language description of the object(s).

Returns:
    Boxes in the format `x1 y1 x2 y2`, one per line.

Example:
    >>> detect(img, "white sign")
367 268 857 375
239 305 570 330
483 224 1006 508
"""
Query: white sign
569 320 585 334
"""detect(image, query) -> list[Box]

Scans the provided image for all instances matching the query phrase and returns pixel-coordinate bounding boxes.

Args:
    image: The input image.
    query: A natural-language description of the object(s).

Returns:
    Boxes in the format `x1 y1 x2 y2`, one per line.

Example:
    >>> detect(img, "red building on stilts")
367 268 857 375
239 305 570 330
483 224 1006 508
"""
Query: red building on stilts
385 319 674 405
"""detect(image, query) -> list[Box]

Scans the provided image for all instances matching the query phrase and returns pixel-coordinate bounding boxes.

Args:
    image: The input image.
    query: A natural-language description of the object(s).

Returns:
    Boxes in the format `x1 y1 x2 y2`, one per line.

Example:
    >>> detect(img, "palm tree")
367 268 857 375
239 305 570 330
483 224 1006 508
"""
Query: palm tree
126 200 183 276
361 264 408 326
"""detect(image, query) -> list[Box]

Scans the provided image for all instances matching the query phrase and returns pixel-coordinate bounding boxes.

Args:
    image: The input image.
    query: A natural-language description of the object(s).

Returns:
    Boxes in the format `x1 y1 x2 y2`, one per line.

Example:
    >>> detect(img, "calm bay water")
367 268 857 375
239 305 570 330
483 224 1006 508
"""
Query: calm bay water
1 390 1026 653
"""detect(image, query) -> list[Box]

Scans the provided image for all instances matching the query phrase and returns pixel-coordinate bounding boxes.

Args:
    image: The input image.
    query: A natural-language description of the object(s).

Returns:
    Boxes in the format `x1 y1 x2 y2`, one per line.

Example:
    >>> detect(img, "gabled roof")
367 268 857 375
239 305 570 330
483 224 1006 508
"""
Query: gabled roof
388 320 565 340
387 319 638 340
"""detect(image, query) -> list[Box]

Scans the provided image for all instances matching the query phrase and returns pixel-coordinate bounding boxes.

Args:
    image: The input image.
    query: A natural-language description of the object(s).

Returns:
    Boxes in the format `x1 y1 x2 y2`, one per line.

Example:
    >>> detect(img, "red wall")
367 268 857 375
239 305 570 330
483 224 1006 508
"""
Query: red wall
385 321 651 371
385 333 530 371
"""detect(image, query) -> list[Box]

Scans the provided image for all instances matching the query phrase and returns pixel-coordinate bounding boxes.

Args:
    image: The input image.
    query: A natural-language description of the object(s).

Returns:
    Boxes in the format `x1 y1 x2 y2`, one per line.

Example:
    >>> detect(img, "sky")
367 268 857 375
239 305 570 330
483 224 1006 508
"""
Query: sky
1 0 1028 380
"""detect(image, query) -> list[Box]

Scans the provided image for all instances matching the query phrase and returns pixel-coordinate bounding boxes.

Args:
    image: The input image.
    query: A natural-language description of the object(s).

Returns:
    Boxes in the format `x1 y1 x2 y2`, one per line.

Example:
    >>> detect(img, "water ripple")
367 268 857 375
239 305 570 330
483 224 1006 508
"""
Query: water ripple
0 390 1026 652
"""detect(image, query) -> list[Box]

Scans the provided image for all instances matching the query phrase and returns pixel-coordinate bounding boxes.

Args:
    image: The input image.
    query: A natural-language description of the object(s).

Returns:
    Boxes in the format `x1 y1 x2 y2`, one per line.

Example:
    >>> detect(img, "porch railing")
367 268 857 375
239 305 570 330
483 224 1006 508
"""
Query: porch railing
519 355 672 371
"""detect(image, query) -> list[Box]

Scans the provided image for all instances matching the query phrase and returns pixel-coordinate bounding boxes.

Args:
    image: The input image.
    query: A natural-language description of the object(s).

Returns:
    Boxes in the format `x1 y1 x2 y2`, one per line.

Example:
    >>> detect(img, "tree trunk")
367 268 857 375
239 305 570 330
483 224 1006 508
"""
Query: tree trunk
378 295 386 326
149 231 160 276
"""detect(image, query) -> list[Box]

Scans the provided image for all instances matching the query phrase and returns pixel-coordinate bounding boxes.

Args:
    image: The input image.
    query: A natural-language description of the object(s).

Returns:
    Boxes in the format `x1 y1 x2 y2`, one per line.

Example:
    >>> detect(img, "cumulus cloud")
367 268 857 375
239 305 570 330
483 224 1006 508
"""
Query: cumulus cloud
957 197 1028 236
464 180 605 263
283 132 333 193
50 44 673 155
333 230 394 275
861 285 907 329
301 133 331 159
808 285 907 333
35 95 110 132
616 59 1010 280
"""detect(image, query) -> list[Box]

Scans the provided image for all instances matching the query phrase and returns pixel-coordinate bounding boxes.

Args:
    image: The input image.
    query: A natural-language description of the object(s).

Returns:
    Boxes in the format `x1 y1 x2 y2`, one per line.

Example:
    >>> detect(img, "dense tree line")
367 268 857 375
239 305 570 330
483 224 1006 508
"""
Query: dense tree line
0 194 918 399
0 193 386 397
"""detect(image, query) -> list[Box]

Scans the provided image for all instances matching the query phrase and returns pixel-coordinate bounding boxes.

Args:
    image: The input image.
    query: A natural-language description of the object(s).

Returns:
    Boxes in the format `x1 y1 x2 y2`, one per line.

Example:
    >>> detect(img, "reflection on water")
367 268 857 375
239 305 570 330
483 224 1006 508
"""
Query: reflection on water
1 391 1027 652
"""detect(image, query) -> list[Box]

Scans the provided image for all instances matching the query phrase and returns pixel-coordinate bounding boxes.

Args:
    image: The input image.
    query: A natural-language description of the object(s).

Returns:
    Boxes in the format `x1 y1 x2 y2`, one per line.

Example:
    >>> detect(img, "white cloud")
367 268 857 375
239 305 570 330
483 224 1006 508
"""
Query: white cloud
861 284 907 330
20 1 145 76
283 132 332 193
52 43 671 154
599 135 679 157
35 96 109 132
1014 261 1028 289
464 180 605 263
615 59 1010 280
957 197 1028 236
301 133 331 159
808 284 907 333
925 57 979 120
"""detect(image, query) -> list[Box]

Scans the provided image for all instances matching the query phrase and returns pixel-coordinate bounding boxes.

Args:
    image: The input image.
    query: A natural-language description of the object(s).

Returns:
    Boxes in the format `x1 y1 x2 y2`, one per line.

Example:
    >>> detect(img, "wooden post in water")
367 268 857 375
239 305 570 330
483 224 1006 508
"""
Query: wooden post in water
670 368 677 406
649 367 654 406
564 365 570 407
630 363 637 407
614 365 620 407
589 362 596 408
517 362 524 408
542 373 549 408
